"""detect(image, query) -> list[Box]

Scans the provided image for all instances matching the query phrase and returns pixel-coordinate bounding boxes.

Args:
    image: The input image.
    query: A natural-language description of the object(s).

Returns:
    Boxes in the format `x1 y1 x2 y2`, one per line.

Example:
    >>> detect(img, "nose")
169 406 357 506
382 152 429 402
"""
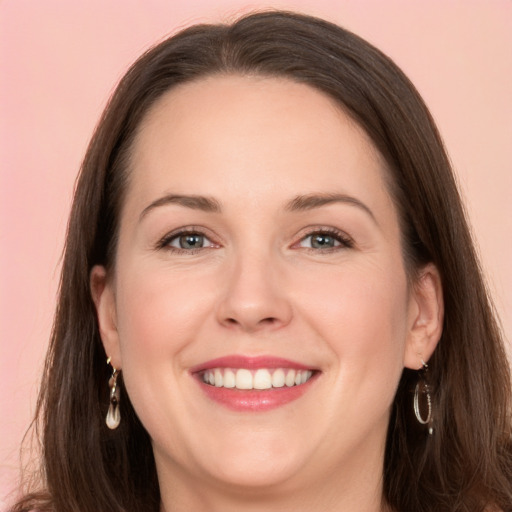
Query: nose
216 251 293 333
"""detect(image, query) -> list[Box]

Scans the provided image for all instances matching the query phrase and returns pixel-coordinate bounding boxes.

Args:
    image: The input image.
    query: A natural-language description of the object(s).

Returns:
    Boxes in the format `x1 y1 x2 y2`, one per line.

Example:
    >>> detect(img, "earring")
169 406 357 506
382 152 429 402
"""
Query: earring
106 357 121 430
414 359 433 435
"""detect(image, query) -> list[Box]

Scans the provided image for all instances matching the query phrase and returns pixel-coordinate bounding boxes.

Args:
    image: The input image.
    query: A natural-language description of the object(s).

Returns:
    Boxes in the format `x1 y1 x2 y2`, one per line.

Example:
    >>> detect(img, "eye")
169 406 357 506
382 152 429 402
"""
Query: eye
157 230 217 252
171 233 207 250
297 229 353 250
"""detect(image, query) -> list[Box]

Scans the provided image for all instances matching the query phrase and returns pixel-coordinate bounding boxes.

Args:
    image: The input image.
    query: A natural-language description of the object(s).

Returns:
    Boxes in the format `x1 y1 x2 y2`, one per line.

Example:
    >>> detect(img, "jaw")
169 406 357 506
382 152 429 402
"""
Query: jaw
154 411 390 512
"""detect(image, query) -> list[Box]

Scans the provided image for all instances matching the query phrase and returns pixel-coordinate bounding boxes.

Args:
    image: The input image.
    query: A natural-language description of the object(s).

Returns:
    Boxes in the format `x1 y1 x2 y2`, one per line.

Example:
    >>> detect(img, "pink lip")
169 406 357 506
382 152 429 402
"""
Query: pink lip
190 355 319 412
189 355 313 373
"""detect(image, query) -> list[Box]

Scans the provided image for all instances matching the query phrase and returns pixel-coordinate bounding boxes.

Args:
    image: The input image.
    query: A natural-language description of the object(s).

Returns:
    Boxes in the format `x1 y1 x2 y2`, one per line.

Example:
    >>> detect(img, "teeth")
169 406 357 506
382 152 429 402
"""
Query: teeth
285 370 296 387
235 369 253 389
202 368 314 390
224 369 236 388
254 369 272 389
214 368 223 387
271 368 285 388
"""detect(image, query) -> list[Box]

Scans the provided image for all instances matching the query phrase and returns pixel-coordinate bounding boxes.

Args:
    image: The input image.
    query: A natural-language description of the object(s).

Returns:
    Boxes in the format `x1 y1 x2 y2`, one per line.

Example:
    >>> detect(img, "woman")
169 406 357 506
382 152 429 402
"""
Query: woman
10 10 512 512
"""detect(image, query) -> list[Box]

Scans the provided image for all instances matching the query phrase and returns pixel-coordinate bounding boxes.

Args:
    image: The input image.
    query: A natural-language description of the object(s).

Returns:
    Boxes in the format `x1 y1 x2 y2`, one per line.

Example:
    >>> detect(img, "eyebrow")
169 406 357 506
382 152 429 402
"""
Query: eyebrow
139 194 222 221
139 192 376 224
285 193 377 223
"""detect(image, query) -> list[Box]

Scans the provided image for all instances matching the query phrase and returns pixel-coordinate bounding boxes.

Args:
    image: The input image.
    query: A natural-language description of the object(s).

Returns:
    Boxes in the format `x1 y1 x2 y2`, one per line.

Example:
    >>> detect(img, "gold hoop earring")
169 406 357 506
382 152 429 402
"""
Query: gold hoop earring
106 357 121 430
414 359 433 435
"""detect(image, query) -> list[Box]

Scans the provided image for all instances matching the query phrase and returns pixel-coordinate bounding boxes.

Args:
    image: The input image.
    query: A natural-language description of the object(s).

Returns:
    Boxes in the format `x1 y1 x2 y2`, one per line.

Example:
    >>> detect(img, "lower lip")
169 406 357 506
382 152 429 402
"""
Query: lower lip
196 376 317 412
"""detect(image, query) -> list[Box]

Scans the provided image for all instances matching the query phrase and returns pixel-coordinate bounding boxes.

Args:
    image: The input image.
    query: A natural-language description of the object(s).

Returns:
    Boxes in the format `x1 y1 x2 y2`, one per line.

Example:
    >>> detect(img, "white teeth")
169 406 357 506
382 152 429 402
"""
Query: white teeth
223 369 236 388
301 370 312 384
271 368 285 388
201 367 314 390
253 369 272 389
235 369 253 389
285 370 296 387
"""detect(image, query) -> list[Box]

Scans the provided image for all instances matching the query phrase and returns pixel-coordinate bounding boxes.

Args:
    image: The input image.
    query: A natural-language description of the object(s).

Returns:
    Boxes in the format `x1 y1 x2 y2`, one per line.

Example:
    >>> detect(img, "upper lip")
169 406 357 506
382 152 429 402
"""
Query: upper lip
189 355 316 373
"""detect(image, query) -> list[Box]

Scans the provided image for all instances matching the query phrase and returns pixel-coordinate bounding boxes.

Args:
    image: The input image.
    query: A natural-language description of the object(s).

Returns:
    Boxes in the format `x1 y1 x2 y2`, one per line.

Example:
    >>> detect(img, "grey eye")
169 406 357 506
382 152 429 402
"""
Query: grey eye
310 234 339 249
300 233 342 249
170 233 208 250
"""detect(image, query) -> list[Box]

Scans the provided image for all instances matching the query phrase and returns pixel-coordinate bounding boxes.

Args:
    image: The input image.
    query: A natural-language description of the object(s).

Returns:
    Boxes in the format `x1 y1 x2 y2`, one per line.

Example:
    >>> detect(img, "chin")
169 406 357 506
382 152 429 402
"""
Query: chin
187 428 311 490
205 454 302 490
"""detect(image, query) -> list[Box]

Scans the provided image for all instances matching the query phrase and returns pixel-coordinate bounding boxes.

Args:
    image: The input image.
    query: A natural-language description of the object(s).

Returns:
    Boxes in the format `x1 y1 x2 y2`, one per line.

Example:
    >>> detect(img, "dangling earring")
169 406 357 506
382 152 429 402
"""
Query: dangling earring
414 359 433 435
106 356 121 430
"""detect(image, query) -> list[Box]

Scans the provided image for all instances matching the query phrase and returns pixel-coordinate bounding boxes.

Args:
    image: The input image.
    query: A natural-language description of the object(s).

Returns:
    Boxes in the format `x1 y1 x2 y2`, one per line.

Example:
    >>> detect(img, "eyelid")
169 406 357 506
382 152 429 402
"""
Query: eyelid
154 225 353 253
155 226 220 252
292 226 354 250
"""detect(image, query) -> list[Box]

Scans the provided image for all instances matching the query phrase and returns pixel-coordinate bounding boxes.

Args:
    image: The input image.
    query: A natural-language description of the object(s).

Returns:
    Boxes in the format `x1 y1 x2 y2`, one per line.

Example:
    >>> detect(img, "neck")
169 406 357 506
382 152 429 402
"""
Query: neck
159 482 388 512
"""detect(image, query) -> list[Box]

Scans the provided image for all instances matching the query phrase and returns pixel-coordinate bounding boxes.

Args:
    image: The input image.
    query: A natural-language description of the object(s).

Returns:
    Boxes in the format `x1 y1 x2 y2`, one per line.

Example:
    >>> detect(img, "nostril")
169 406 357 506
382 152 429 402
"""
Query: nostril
223 316 279 329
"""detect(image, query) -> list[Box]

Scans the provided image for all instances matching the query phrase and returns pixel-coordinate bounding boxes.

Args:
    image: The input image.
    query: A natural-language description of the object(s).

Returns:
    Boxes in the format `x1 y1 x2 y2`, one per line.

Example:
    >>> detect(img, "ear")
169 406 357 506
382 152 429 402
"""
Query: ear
90 265 122 369
404 263 444 370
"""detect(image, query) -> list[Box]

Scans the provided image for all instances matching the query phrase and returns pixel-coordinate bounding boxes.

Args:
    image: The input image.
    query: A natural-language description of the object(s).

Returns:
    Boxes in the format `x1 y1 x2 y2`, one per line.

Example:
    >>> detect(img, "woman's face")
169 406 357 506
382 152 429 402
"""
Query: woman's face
93 75 440 498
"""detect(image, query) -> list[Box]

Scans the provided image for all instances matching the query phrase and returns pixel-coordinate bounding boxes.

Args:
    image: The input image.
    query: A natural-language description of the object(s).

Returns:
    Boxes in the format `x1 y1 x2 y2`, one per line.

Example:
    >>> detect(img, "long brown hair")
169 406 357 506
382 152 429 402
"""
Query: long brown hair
10 10 512 512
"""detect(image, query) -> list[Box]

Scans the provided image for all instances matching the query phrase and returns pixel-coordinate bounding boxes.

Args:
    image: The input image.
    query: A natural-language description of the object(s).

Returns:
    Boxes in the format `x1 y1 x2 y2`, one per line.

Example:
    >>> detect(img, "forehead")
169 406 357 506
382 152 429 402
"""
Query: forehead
126 74 394 217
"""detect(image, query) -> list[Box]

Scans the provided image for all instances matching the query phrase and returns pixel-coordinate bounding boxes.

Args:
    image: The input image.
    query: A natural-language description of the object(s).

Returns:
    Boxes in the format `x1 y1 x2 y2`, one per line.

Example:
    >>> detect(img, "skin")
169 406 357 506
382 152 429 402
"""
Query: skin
91 75 443 512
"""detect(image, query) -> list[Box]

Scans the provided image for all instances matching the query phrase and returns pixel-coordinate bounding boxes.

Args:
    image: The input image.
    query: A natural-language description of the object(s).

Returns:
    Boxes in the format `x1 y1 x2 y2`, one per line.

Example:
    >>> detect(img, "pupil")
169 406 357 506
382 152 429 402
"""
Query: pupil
312 234 334 248
180 234 203 249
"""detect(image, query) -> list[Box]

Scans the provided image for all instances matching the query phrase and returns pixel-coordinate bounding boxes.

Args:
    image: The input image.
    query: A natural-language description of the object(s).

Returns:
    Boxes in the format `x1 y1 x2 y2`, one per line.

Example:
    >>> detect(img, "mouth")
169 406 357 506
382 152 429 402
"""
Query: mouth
191 356 319 412
201 367 315 389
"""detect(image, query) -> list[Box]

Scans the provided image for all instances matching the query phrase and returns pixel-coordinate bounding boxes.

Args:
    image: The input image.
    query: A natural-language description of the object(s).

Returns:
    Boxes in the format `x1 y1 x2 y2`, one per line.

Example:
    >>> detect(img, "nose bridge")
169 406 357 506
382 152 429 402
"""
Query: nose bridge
216 242 292 331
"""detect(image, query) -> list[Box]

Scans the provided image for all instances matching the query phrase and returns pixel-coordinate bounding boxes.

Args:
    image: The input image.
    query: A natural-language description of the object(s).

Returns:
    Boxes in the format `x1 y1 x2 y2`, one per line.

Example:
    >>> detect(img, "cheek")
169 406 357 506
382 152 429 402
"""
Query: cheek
113 264 214 384
117 261 205 337
298 263 410 453
111 264 215 441
297 258 409 378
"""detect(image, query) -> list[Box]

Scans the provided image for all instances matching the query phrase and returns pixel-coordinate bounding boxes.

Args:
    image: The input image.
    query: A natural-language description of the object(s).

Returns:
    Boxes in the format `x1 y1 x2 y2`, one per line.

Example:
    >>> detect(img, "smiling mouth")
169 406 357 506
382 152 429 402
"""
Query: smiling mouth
192 356 319 411
202 368 315 390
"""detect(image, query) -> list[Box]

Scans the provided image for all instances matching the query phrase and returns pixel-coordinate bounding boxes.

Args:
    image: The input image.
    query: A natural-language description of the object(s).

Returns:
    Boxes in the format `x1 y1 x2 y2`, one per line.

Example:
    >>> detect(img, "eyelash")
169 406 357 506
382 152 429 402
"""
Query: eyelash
155 227 354 254
155 227 218 254
296 227 354 252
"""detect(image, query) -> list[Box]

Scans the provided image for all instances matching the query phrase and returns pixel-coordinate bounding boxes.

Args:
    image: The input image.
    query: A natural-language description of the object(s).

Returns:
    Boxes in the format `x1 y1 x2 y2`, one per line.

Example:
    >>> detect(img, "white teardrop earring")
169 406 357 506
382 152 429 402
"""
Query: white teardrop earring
106 357 121 430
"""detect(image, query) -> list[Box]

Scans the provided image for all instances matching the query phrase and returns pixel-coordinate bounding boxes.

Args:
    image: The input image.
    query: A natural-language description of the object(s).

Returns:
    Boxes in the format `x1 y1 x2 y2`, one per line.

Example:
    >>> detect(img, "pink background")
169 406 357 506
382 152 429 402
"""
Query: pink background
1 0 511 504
